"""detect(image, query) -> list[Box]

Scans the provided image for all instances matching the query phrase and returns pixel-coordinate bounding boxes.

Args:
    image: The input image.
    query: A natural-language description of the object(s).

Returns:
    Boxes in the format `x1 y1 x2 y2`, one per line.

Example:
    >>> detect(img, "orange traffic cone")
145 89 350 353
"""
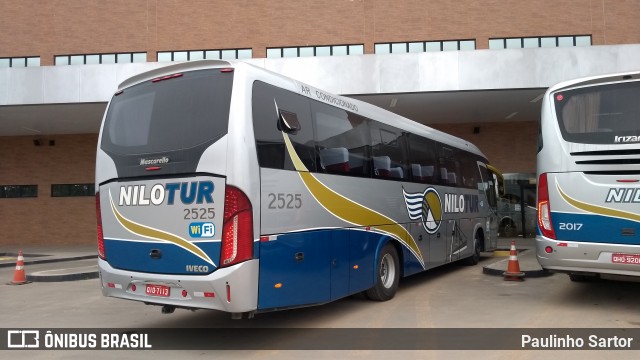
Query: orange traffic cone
8 250 29 285
503 241 525 281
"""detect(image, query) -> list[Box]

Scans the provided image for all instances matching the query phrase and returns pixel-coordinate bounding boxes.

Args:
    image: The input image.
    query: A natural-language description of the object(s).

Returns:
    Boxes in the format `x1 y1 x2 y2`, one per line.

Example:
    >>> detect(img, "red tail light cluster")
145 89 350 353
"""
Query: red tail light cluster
96 193 106 260
220 186 253 267
537 173 556 239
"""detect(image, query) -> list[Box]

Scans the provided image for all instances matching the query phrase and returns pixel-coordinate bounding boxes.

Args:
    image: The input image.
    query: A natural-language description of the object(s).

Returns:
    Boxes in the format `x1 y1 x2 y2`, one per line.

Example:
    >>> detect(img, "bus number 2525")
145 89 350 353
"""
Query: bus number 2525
267 193 302 209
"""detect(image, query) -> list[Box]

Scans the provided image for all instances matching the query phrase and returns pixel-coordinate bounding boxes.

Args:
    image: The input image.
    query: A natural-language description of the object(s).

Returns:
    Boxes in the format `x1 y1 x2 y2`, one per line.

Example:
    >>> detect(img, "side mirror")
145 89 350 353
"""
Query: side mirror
277 110 301 135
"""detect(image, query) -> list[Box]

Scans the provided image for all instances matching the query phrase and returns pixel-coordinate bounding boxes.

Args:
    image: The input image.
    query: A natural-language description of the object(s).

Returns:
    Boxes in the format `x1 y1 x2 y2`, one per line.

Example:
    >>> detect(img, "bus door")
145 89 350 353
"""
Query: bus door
426 218 461 265
407 221 436 269
447 219 462 262
479 163 501 250
426 222 449 267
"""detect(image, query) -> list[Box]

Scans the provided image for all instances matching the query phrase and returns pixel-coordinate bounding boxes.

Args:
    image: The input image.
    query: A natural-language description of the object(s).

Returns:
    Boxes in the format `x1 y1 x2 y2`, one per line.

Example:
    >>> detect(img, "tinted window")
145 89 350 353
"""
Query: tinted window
437 144 461 187
252 81 315 171
370 123 407 180
312 101 371 177
406 134 438 184
554 80 640 144
0 185 37 198
479 165 497 208
51 184 95 197
459 153 482 189
101 69 232 155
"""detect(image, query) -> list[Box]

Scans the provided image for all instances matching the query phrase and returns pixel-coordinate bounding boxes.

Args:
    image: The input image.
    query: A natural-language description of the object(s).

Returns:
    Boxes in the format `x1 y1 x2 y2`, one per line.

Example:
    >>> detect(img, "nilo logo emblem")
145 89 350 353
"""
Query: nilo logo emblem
403 187 442 234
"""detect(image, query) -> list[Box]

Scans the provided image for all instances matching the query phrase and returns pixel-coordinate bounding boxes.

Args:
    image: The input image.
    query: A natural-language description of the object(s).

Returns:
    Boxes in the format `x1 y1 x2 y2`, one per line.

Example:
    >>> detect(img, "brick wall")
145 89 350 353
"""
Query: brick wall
1 1 639 64
0 134 97 246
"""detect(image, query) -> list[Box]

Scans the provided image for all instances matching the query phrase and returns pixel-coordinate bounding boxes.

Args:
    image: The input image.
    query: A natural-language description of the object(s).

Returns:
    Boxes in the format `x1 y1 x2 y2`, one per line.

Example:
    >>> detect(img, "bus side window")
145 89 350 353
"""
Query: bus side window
370 124 407 181
459 153 481 189
438 144 460 187
406 134 437 184
252 81 316 172
311 101 372 178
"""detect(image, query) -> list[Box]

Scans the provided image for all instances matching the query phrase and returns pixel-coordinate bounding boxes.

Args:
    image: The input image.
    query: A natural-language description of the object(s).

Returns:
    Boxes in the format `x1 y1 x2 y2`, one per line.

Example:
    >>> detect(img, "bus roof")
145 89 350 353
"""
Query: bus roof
117 59 487 160
546 70 640 94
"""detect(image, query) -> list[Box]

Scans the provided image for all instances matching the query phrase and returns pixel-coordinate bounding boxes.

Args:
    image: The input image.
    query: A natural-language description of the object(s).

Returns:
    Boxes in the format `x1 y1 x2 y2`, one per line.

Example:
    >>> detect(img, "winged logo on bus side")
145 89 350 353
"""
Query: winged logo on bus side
403 187 443 234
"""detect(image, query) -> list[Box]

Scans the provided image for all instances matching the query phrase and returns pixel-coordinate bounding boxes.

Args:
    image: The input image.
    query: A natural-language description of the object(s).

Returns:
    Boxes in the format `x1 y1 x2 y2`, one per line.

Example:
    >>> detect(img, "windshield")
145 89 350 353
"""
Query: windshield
101 69 233 155
553 80 640 144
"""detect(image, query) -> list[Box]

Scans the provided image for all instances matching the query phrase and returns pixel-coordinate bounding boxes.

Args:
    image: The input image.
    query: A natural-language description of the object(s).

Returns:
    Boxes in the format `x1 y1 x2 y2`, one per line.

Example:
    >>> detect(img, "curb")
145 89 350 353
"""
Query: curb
0 254 97 268
482 264 553 278
26 270 99 282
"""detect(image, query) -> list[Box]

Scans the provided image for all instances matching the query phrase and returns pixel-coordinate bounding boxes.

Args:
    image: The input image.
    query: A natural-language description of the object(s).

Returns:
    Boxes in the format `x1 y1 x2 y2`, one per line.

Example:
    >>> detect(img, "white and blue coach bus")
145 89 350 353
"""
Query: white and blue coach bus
536 71 640 281
96 60 503 318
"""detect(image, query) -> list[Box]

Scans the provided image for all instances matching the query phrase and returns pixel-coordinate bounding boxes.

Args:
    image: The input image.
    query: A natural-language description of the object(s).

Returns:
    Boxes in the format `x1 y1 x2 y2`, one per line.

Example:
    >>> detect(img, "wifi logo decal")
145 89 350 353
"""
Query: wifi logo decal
403 187 442 234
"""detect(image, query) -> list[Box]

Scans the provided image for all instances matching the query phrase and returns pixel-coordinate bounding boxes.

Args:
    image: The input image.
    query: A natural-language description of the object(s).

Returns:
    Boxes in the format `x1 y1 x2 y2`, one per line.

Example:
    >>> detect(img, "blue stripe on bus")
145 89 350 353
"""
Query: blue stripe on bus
103 239 221 274
551 212 640 245
257 228 421 311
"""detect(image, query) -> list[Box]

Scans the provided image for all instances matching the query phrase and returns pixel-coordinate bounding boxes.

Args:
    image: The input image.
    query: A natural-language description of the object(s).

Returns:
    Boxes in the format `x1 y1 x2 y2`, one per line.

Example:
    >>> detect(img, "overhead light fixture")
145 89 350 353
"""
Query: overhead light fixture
505 112 518 119
22 126 42 134
389 98 398 108
530 93 544 103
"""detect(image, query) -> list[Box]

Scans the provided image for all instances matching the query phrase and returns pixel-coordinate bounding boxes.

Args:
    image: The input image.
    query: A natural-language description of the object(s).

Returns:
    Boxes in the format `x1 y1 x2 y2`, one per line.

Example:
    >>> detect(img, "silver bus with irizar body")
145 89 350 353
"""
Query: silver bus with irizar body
536 70 640 281
96 60 503 318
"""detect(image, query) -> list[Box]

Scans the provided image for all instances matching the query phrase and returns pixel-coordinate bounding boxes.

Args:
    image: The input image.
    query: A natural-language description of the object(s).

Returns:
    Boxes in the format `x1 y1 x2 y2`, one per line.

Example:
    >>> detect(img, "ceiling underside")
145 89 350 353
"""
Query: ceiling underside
0 88 545 137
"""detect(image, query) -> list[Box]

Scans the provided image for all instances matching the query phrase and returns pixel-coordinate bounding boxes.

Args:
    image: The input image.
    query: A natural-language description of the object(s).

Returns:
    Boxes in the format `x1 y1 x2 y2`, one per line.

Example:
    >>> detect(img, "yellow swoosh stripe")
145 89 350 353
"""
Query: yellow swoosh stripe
282 134 424 266
557 183 640 223
108 190 215 265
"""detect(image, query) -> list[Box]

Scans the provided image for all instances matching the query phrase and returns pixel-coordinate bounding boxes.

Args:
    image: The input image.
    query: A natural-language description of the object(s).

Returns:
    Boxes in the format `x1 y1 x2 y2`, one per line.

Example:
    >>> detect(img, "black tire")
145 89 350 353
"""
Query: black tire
366 243 400 301
465 232 482 266
502 220 517 237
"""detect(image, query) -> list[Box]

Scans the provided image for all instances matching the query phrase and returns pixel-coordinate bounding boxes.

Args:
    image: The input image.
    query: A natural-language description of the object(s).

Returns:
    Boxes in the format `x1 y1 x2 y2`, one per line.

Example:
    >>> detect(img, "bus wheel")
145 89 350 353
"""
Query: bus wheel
501 220 517 237
366 243 400 301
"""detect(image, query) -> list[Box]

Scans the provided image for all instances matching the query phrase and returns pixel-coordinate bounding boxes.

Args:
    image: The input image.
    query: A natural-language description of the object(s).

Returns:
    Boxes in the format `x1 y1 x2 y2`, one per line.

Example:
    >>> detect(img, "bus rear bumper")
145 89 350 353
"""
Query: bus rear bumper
98 258 259 313
536 237 640 277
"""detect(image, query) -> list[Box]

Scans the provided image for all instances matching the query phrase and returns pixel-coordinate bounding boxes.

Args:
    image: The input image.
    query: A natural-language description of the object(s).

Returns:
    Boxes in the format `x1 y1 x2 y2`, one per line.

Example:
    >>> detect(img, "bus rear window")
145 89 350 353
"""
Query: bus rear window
101 69 233 155
554 80 640 144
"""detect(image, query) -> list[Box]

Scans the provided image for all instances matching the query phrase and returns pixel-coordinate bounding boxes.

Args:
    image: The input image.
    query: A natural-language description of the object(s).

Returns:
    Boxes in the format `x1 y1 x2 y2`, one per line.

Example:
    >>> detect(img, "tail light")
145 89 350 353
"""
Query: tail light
537 173 556 239
220 186 253 267
96 192 106 260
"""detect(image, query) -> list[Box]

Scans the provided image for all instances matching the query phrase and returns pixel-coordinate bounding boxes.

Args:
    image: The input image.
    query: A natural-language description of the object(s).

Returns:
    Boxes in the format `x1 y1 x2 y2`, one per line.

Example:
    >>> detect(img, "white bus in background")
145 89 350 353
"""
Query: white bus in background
96 60 503 318
536 70 640 281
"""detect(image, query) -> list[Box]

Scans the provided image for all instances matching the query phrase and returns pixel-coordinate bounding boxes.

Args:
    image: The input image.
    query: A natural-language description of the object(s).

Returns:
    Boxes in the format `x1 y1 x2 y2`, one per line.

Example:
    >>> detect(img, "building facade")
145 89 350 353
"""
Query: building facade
1 0 640 246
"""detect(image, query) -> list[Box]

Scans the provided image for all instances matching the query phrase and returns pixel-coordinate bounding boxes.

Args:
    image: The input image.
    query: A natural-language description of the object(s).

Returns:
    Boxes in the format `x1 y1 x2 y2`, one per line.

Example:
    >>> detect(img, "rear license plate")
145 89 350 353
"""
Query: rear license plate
612 253 640 265
145 284 170 297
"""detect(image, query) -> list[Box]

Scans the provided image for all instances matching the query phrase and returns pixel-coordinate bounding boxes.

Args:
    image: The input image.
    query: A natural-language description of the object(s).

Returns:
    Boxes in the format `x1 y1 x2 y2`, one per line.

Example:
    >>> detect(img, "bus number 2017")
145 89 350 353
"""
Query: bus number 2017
267 193 302 209
559 223 583 231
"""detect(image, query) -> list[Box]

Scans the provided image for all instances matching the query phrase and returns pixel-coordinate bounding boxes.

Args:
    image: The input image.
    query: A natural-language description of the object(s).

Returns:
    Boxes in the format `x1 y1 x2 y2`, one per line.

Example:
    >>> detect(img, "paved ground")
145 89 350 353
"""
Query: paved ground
1 237 639 359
